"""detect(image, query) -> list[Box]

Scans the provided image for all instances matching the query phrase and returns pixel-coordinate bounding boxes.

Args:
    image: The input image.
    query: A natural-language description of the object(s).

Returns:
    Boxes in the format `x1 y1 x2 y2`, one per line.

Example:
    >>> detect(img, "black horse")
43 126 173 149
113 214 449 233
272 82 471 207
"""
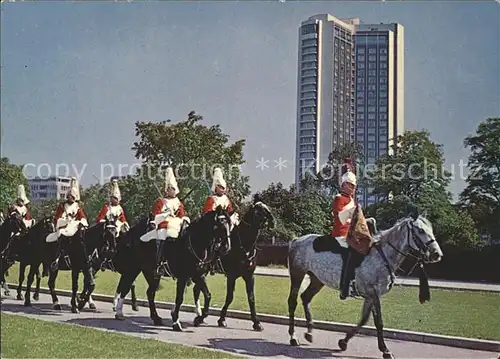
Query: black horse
11 217 54 306
43 223 93 313
0 211 28 297
114 205 232 330
78 215 139 312
193 197 275 331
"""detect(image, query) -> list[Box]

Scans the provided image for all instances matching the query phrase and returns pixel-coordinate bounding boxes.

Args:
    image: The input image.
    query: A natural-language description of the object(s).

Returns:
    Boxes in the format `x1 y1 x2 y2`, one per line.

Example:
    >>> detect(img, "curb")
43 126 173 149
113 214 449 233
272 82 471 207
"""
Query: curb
6 284 500 353
253 270 500 293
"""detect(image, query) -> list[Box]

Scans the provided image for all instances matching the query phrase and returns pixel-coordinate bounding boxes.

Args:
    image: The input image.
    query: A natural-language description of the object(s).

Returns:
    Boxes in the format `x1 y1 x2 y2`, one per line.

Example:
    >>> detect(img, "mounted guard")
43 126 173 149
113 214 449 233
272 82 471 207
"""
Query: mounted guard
202 167 239 274
10 185 35 234
45 177 89 267
331 158 373 300
96 179 130 237
140 167 190 276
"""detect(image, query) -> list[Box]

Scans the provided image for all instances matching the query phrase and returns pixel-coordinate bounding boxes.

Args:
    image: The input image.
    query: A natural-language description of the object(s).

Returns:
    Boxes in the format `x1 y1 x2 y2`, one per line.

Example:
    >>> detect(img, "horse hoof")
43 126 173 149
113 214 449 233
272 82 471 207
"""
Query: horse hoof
193 316 205 327
89 303 97 310
71 307 80 314
132 304 139 312
338 339 348 351
152 317 163 326
53 304 62 311
33 293 39 301
112 306 116 312
172 322 183 332
290 338 300 347
253 322 263 332
16 293 23 301
24 300 32 307
305 333 313 343
4 290 10 297
115 313 125 321
382 353 395 359
218 319 227 328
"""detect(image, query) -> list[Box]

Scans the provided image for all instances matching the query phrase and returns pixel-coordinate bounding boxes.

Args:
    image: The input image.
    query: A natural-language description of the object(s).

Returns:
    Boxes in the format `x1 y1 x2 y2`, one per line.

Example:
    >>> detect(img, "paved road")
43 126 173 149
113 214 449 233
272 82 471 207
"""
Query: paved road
1 293 498 359
255 267 500 292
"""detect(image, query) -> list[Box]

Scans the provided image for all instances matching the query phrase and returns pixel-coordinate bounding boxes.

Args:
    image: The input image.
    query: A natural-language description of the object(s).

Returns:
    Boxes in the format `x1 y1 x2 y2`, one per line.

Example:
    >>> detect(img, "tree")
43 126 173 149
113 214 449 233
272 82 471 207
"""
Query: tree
368 130 480 248
369 130 452 201
30 198 60 219
130 111 250 216
0 157 29 213
459 117 500 239
317 142 365 195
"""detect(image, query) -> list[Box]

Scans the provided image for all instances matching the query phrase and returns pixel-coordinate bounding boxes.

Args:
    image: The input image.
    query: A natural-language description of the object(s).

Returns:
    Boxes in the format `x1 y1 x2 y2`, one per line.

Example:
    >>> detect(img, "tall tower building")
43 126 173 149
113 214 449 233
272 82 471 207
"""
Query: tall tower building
295 14 358 185
354 23 405 207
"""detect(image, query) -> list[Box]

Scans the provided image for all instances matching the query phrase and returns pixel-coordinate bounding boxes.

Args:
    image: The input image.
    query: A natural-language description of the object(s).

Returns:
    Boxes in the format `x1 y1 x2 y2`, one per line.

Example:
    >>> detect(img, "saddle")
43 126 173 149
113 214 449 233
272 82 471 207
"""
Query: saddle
312 235 347 254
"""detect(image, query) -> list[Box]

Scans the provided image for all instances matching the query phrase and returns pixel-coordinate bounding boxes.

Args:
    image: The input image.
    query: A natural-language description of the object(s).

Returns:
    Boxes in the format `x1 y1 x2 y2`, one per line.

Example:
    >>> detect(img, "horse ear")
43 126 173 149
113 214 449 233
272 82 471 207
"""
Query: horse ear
407 203 419 220
253 193 262 204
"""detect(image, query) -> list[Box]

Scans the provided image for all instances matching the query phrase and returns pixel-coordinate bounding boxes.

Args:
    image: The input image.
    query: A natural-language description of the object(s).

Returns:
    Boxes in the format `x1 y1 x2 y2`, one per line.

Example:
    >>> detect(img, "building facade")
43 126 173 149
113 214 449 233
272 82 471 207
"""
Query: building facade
354 23 404 207
294 14 404 208
295 14 358 185
28 176 72 203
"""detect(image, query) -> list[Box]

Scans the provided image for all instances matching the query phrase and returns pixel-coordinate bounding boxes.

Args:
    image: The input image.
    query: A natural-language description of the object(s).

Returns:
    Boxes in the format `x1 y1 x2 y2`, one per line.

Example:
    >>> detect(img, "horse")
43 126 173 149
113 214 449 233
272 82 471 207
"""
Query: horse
43 222 94 313
114 205 232 330
192 198 275 331
286 212 443 359
10 217 54 306
0 211 28 297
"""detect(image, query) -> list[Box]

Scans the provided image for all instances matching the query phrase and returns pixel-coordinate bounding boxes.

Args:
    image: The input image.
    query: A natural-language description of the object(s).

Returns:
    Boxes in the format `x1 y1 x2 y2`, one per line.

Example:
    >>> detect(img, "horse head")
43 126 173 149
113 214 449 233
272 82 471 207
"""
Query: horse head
250 195 275 230
406 214 443 264
7 211 27 236
103 214 119 253
212 205 232 256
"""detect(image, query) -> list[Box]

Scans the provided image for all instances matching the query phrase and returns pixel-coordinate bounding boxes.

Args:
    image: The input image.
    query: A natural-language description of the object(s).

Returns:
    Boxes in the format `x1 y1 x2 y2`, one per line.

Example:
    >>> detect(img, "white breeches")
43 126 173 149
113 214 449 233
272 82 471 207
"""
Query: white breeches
45 218 88 243
23 219 35 229
335 236 349 248
140 216 189 242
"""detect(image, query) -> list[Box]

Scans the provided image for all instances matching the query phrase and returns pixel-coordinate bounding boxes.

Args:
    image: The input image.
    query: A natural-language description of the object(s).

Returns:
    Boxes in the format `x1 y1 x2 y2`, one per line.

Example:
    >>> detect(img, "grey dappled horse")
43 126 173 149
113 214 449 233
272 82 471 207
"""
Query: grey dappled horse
287 213 443 359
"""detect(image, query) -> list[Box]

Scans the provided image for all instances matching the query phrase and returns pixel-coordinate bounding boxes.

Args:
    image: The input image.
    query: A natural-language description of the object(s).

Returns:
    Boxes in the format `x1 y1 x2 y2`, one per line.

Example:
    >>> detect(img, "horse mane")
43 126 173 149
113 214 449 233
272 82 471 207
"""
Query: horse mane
376 217 412 244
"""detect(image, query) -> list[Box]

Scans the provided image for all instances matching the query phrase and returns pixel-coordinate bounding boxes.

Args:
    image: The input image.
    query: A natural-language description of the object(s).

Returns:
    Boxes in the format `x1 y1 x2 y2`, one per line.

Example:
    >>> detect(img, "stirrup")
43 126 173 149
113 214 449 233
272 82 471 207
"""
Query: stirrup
64 255 71 269
50 258 60 271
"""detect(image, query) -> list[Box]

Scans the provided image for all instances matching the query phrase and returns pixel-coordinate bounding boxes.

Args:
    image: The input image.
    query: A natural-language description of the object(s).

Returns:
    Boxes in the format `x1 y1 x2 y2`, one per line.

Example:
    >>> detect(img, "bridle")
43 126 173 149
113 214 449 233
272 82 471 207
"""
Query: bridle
375 217 437 285
236 204 273 263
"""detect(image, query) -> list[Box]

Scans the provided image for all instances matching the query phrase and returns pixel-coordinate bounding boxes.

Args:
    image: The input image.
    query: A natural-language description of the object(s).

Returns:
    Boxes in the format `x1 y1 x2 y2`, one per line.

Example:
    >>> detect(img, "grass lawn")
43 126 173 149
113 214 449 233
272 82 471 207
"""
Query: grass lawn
0 313 237 358
5 264 500 341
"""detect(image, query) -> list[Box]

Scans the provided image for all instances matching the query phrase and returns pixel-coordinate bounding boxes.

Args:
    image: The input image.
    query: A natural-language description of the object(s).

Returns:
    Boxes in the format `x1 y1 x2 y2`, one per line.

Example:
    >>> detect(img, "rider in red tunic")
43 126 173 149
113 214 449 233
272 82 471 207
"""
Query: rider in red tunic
95 180 130 236
330 158 362 300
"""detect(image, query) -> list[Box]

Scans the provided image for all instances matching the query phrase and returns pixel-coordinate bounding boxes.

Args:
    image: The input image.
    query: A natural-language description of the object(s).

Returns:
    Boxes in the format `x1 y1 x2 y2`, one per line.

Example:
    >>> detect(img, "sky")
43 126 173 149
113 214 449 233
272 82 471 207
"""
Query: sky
1 1 499 199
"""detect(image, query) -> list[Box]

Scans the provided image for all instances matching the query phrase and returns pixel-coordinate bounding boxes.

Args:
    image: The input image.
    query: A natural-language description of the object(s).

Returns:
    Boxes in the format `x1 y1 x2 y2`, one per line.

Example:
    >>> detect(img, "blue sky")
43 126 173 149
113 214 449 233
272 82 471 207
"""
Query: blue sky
2 1 499 199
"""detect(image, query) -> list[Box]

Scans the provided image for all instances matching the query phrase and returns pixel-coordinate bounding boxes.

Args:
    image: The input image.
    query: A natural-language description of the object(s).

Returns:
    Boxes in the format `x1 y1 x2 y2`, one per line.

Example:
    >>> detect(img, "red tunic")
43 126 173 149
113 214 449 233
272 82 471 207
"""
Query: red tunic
202 195 233 214
96 203 128 223
331 193 356 238
152 198 185 229
53 202 87 226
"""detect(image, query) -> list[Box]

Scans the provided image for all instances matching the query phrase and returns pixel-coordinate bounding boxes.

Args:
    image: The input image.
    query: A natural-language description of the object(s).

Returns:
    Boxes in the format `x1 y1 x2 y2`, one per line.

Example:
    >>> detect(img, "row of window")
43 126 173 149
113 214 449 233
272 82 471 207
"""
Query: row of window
358 113 388 121
357 106 388 113
357 84 388 91
358 62 388 69
357 90 388 98
357 127 388 135
357 69 389 77
357 77 387 84
357 120 388 128
357 55 388 62
357 47 388 55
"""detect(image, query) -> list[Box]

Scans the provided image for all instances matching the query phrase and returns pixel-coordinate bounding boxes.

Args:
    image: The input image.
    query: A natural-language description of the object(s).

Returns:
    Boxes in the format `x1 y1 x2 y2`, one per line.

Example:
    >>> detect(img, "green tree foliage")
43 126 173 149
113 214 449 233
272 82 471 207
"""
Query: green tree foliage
367 131 480 248
30 198 60 220
460 117 500 239
0 157 29 213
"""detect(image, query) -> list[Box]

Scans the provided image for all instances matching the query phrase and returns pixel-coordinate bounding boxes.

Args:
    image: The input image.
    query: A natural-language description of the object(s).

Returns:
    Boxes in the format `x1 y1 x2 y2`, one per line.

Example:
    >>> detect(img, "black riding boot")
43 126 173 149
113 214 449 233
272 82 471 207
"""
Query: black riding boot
155 239 165 276
340 251 353 300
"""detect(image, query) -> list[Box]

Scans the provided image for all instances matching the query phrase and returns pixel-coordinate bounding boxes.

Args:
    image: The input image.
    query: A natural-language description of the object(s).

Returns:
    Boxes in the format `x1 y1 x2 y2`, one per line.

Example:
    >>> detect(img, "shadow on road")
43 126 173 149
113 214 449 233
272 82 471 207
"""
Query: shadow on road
205 338 378 359
0 302 66 317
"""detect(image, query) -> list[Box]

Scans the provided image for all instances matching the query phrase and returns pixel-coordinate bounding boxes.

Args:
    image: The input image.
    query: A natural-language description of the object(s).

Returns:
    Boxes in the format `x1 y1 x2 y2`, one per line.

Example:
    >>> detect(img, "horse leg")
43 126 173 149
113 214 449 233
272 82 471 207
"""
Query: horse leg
193 282 202 317
372 296 394 359
16 262 26 300
33 266 41 301
301 273 324 343
70 269 80 313
80 267 96 310
338 298 373 351
243 272 263 331
48 269 61 310
24 265 37 307
171 277 188 332
288 268 306 346
218 274 236 328
115 270 139 320
130 281 138 311
144 270 162 326
192 275 211 327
